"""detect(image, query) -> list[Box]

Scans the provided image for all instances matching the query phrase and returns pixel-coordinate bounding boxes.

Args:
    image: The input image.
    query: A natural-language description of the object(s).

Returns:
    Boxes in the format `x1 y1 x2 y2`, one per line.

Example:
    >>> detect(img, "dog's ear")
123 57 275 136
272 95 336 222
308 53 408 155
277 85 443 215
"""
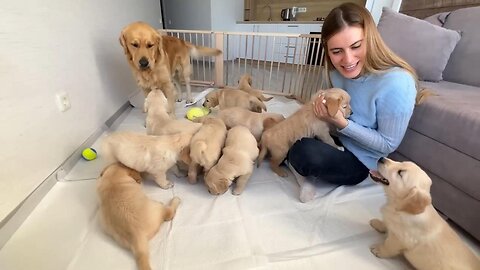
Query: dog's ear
397 187 431 214
154 33 164 62
325 97 340 117
179 146 192 165
263 117 280 130
119 32 131 60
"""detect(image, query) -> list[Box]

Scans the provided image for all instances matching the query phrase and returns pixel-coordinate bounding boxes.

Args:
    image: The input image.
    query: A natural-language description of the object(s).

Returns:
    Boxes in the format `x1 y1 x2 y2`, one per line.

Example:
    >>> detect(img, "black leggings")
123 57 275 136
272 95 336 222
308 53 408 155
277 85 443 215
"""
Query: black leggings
287 137 369 186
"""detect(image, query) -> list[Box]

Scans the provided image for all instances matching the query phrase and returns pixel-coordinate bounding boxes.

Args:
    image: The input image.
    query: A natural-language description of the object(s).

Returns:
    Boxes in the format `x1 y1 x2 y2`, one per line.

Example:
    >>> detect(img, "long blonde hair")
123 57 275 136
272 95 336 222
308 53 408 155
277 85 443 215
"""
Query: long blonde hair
321 3 429 104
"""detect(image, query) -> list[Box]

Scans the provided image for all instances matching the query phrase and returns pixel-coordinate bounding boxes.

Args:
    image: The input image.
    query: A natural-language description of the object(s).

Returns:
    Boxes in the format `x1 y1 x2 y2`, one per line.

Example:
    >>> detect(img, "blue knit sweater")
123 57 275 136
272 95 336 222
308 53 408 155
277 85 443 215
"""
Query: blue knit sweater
330 68 416 170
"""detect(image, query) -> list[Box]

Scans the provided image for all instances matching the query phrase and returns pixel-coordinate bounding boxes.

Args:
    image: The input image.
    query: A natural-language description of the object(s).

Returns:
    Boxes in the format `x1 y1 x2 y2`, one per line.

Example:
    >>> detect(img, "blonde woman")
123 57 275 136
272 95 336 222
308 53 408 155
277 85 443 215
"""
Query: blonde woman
287 2 422 203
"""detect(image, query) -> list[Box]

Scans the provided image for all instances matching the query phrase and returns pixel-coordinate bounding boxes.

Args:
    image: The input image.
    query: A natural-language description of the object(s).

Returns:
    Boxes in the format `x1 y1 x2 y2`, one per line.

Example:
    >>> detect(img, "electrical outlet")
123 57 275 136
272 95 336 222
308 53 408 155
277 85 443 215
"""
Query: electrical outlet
297 7 307 13
55 91 71 112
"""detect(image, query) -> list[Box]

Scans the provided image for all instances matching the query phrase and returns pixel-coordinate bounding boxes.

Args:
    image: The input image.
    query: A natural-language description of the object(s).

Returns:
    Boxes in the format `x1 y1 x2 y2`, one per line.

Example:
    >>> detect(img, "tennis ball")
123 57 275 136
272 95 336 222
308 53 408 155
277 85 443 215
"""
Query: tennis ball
186 107 210 121
82 148 97 161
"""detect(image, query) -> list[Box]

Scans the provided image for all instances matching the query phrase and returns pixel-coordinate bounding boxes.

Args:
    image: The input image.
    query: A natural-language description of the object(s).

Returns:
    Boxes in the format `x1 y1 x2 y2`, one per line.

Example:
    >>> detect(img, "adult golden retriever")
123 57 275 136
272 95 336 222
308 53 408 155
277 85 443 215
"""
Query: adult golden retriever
370 157 480 270
102 131 192 189
188 117 227 184
203 88 267 112
144 89 202 136
237 74 273 102
257 88 351 177
217 107 285 141
205 126 259 195
120 21 222 113
97 163 180 270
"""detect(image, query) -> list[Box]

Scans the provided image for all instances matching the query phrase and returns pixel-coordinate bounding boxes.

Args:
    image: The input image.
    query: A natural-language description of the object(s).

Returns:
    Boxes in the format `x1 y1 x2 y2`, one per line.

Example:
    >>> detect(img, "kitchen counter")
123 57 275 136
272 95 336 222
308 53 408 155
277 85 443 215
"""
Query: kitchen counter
237 21 323 24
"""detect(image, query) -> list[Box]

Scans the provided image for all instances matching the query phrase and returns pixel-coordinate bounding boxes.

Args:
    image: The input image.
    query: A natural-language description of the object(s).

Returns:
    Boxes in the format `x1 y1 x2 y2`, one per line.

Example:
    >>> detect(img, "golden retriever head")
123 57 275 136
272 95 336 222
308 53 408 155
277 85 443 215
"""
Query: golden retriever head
238 74 253 89
204 168 232 195
315 88 352 118
203 91 220 108
374 157 432 215
119 22 163 72
144 88 168 113
100 163 142 184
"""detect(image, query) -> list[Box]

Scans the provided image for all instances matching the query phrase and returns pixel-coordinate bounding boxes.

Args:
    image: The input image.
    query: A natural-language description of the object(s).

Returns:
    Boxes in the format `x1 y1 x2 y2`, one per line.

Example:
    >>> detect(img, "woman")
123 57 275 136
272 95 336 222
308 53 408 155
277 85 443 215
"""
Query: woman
286 2 425 202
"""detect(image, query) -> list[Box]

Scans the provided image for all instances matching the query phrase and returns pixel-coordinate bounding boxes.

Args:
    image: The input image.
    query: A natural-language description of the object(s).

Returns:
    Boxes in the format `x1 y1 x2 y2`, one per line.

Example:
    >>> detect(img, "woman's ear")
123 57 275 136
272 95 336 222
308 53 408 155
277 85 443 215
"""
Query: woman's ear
325 97 340 117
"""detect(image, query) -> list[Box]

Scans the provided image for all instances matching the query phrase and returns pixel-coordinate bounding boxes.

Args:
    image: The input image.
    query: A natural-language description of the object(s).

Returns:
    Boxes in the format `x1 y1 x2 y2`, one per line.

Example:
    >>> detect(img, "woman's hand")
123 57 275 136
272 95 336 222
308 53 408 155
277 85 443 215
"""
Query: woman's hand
313 93 348 129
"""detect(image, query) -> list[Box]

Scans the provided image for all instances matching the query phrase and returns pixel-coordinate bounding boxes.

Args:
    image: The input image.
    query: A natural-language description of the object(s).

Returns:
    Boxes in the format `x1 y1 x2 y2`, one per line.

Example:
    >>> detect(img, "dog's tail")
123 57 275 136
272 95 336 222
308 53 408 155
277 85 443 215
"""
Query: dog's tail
188 44 222 58
131 235 152 270
257 92 273 102
250 97 267 112
191 140 209 165
257 139 268 168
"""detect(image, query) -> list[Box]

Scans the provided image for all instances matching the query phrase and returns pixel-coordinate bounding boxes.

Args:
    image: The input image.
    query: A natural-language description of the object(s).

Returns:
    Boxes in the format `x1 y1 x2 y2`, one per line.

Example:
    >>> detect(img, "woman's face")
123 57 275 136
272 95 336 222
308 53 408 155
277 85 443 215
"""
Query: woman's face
327 26 367 79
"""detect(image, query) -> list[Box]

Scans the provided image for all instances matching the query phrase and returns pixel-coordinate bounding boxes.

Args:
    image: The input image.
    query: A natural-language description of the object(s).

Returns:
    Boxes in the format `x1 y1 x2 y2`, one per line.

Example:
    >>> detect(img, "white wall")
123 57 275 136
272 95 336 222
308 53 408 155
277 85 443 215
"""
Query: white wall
366 0 403 24
210 0 244 31
0 0 161 223
163 0 212 30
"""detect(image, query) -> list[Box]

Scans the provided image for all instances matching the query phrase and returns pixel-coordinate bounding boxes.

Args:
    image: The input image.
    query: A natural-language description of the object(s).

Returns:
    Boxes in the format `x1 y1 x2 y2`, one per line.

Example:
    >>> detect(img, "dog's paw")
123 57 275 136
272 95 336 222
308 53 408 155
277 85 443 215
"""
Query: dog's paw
370 244 389 258
370 219 387 233
299 183 316 203
337 146 344 151
160 181 174 189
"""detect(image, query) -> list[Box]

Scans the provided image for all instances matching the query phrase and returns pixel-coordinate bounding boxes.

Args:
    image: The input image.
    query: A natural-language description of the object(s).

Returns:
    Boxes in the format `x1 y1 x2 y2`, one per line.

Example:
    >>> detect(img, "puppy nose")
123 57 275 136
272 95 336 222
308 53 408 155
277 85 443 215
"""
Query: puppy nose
379 157 386 164
139 57 149 69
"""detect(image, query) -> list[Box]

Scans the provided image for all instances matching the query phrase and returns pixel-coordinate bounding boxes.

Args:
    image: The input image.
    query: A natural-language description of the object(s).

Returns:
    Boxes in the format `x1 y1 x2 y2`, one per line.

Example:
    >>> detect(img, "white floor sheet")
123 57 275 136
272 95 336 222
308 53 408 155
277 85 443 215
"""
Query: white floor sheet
1 92 478 270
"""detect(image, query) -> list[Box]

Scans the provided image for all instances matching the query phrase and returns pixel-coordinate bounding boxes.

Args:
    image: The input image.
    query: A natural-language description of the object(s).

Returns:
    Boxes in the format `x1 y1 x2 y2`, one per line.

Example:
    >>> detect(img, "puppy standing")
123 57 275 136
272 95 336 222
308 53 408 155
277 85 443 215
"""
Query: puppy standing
237 74 273 102
217 107 285 141
370 158 480 270
188 117 227 184
119 22 222 113
102 131 192 189
144 89 202 136
257 88 351 177
97 163 180 270
203 88 267 112
205 126 259 195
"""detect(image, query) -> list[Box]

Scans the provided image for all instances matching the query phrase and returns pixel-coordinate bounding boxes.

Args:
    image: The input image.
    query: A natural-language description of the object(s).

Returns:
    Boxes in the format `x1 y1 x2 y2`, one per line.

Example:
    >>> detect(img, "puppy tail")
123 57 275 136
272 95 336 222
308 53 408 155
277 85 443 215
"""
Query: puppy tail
131 235 151 270
192 141 209 164
257 140 268 168
188 44 222 58
250 98 267 112
260 95 274 102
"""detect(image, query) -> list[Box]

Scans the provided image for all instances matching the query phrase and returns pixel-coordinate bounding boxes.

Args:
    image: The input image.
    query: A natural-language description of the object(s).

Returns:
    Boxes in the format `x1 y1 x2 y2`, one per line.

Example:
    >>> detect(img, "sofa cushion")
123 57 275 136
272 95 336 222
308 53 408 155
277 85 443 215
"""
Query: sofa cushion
409 81 480 161
377 7 461 82
441 6 480 87
424 11 451 27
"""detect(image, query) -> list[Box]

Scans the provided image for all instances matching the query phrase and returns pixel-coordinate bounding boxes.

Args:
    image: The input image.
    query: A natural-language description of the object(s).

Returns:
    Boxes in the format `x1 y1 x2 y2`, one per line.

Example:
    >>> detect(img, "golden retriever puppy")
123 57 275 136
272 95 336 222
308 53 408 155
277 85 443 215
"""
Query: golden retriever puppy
205 126 259 195
257 88 351 177
119 22 222 113
370 158 480 270
97 163 180 270
144 89 202 135
188 117 227 184
217 107 285 141
102 131 192 189
237 74 273 102
203 88 267 112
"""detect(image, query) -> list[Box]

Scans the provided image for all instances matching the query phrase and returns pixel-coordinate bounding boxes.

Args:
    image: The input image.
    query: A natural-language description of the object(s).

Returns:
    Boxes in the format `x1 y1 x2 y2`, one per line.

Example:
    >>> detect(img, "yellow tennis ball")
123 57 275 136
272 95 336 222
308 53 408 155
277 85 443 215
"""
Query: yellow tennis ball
82 148 97 161
186 107 209 121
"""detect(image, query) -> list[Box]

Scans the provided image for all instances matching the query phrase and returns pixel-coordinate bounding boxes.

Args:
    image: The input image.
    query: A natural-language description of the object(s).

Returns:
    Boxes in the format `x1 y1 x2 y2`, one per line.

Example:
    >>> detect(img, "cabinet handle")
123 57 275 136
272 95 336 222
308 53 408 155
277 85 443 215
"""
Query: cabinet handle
287 25 299 27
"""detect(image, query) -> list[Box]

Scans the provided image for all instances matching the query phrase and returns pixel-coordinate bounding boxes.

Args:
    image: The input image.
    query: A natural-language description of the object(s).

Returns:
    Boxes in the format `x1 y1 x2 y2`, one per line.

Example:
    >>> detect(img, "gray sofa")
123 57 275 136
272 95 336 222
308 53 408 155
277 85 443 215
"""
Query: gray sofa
379 6 480 240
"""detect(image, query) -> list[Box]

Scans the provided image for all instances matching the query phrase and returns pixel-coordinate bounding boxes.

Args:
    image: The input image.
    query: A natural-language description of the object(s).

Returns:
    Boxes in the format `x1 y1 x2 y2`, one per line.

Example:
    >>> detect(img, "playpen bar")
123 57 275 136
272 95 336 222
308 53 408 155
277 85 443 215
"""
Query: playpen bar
289 37 300 93
303 36 316 99
261 36 269 90
199 33 206 81
214 32 224 86
268 36 276 90
224 31 300 38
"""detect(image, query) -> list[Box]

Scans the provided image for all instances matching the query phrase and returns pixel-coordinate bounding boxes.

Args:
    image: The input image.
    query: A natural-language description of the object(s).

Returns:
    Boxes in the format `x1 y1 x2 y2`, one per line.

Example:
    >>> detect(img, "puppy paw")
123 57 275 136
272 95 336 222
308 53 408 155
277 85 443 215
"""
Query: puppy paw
370 219 387 233
337 146 344 151
159 181 174 189
370 244 390 258
232 188 243 196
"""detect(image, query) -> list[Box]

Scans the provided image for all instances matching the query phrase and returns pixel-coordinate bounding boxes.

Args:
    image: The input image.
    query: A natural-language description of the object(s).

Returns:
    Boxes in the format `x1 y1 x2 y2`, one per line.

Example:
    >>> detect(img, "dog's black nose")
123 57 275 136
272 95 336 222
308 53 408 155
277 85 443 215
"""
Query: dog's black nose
378 157 386 164
139 57 149 69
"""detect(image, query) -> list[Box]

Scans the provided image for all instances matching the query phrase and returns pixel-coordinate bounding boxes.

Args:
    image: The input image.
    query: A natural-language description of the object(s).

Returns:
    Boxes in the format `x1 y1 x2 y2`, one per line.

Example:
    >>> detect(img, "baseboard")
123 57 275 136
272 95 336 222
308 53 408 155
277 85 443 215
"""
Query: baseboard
0 101 132 249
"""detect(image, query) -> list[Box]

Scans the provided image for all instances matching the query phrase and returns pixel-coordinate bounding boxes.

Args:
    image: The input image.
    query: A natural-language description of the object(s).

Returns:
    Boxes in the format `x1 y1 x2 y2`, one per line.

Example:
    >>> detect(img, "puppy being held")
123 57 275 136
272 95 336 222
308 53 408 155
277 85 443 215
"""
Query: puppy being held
144 89 202 136
102 131 192 189
188 117 227 184
218 107 285 141
205 126 259 195
120 21 222 113
237 74 273 102
97 163 180 270
370 157 480 270
203 88 267 113
258 88 351 177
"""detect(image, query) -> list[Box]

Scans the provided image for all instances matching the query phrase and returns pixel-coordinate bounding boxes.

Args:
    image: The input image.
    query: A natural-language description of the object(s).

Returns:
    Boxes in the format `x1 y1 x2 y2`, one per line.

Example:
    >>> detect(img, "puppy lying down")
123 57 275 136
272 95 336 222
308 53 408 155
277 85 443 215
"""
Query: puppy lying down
203 88 267 113
258 88 351 177
370 158 480 270
205 126 259 195
97 163 180 270
237 74 273 102
102 131 192 189
218 107 285 141
145 89 202 136
188 117 227 184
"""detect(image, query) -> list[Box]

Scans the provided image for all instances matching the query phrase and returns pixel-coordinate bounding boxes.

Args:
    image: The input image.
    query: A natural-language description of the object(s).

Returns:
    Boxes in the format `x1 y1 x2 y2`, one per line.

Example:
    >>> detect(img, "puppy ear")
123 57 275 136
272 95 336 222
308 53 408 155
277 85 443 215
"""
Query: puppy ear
179 146 192 165
119 32 131 60
263 117 280 130
325 97 340 117
155 33 164 62
397 187 431 214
